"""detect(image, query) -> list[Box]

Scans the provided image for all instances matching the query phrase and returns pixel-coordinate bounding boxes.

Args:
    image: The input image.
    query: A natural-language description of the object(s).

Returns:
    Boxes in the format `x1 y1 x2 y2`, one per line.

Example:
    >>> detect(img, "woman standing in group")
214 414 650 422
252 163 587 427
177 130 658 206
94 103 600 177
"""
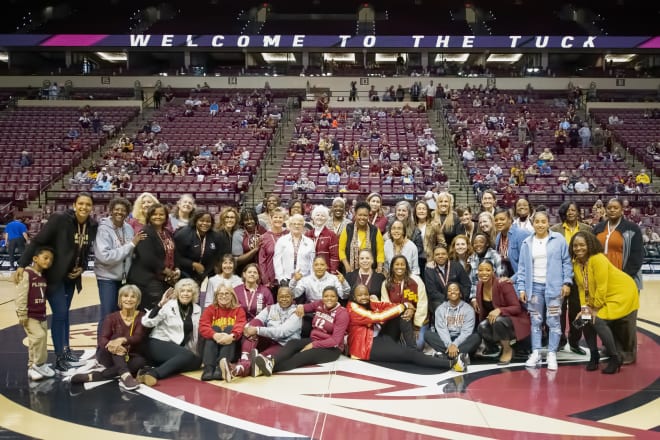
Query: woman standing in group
216 207 240 253
258 207 288 291
94 197 146 338
326 197 351 237
425 244 471 313
139 279 202 386
381 255 428 349
456 205 476 243
366 193 388 234
174 210 229 285
432 192 461 250
254 286 349 375
232 208 265 272
348 285 467 372
384 220 420 276
512 197 534 233
203 254 243 308
258 194 281 230
477 211 497 245
592 198 643 365
345 249 386 298
413 200 432 278
128 204 181 310
16 192 98 371
493 208 531 278
467 232 505 303
475 260 530 365
233 263 274 321
306 205 340 274
128 192 160 234
479 189 497 216
273 214 316 287
516 210 573 370
72 284 147 390
448 234 473 271
570 232 639 374
387 201 418 243
169 194 196 231
339 201 385 274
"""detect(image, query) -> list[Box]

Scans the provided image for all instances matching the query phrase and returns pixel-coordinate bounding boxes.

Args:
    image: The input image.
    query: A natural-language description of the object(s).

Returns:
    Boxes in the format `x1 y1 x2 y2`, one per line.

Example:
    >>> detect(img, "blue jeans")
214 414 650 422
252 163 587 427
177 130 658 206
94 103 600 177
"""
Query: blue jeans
97 279 121 340
47 280 76 355
528 282 562 352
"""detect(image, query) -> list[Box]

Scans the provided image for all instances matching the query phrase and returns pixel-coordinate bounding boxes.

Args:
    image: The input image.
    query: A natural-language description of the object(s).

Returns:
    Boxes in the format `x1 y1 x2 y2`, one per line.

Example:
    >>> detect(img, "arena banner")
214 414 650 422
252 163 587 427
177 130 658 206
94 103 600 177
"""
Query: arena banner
0 34 657 49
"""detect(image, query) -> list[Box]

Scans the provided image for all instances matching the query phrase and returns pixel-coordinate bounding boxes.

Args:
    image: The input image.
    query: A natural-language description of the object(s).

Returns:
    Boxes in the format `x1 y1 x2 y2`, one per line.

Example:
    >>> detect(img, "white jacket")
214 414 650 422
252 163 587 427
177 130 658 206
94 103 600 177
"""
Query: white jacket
273 234 315 282
141 300 202 354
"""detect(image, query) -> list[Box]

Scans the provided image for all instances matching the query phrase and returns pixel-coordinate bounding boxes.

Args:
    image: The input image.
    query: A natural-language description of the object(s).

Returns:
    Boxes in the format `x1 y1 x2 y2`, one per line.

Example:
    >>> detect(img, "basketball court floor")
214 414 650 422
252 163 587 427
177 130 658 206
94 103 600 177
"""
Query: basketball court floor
0 272 658 439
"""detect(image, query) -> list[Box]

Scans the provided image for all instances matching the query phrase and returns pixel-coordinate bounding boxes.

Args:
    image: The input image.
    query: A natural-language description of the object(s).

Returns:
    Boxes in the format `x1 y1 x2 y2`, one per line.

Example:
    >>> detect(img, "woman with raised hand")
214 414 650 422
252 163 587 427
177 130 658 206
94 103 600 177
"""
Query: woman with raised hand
348 285 468 372
475 260 530 365
71 284 147 390
15 192 97 371
516 210 573 371
127 203 181 310
139 279 203 386
199 284 247 382
94 197 146 338
169 194 196 231
174 210 229 285
254 286 349 375
569 232 639 374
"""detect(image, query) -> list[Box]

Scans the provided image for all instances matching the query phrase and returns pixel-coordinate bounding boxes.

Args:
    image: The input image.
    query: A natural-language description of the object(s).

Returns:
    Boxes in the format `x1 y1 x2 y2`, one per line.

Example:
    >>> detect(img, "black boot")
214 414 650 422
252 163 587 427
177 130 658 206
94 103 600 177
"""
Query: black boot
602 355 621 374
200 366 214 381
586 350 599 371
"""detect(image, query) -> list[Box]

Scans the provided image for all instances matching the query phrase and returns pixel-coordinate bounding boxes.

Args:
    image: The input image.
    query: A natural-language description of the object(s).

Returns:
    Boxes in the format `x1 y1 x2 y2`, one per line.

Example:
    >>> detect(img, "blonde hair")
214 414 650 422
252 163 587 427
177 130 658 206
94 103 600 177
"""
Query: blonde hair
213 285 239 309
433 192 456 232
174 278 200 304
132 192 159 224
117 284 142 308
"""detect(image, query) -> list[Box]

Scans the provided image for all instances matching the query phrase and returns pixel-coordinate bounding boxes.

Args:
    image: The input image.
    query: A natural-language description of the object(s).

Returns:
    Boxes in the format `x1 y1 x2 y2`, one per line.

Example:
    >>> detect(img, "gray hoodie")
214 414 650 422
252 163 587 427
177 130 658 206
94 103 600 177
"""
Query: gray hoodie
433 300 476 348
93 217 135 281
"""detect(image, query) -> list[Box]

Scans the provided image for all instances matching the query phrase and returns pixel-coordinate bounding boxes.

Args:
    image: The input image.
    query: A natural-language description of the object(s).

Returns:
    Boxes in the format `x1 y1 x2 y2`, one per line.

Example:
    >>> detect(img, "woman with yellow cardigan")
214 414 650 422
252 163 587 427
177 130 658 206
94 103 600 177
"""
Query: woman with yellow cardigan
569 231 639 374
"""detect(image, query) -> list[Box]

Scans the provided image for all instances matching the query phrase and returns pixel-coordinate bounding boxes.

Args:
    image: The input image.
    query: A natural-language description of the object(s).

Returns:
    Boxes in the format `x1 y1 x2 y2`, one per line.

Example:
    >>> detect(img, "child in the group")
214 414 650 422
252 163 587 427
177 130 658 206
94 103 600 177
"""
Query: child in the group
15 247 56 381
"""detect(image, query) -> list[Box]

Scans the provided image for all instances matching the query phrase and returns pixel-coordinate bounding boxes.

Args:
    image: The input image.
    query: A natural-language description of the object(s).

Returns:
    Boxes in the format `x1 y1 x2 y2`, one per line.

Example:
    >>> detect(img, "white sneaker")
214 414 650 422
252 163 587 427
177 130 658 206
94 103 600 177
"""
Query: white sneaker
525 350 542 368
28 367 44 381
547 352 558 370
32 363 56 378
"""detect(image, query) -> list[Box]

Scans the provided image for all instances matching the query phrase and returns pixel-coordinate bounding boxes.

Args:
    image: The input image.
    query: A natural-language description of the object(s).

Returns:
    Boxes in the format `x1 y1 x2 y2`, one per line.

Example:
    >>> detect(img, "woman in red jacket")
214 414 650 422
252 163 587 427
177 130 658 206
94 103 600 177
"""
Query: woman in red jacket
254 286 348 375
347 285 465 371
475 260 530 365
199 285 247 382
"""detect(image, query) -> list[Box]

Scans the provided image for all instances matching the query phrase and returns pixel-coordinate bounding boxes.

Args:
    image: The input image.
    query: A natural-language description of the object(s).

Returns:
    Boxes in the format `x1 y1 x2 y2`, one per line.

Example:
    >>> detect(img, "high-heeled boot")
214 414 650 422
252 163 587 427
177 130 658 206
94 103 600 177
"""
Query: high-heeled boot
586 350 599 371
602 354 621 374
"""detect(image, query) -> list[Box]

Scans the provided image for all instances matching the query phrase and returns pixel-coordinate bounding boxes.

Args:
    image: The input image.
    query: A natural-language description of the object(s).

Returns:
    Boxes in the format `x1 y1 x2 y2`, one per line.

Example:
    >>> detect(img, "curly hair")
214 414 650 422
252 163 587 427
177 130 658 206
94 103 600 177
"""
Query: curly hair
568 231 603 260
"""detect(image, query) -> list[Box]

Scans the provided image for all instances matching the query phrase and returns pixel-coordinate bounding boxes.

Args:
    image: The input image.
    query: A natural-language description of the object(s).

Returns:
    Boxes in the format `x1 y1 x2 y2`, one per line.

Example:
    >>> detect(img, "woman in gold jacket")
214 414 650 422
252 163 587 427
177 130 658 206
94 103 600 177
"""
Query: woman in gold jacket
569 231 639 374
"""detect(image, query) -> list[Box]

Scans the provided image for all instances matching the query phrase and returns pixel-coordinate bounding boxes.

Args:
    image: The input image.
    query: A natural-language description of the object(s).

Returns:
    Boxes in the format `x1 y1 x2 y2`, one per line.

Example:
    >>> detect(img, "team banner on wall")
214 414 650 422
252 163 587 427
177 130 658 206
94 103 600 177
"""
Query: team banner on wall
0 34 658 49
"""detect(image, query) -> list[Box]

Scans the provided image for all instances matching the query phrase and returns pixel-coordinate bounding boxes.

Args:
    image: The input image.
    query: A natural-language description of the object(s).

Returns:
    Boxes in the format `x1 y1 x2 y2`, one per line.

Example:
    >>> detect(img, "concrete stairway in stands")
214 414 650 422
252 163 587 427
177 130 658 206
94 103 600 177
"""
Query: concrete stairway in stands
244 108 300 207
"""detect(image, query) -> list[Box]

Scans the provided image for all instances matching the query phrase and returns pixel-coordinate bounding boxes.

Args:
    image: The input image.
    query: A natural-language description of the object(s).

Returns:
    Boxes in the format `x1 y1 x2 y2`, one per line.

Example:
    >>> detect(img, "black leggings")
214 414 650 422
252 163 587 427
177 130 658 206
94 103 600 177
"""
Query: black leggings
145 338 202 380
477 316 516 343
201 339 238 367
96 348 146 377
273 338 341 373
370 335 451 369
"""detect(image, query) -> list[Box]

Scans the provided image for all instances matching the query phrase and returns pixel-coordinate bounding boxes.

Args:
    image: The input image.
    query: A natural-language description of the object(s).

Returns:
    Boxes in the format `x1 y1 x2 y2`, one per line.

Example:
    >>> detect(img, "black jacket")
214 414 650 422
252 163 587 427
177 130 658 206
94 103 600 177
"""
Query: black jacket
127 224 172 289
174 226 230 283
18 210 97 292
424 261 471 313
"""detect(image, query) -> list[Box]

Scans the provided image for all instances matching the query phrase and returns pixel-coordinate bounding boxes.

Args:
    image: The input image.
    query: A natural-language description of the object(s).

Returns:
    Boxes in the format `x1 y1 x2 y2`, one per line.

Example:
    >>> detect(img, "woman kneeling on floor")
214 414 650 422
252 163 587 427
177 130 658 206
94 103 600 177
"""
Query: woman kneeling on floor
72 284 147 390
199 285 246 381
139 279 202 386
254 286 348 375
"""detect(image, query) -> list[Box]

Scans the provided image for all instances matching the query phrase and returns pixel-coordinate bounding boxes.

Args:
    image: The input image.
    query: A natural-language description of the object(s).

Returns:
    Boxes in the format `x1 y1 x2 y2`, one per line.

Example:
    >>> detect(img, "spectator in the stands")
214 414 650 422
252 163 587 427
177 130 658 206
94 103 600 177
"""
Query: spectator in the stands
578 123 591 148
608 114 623 125
574 176 590 193
635 169 651 192
642 227 660 244
19 151 33 167
644 201 657 217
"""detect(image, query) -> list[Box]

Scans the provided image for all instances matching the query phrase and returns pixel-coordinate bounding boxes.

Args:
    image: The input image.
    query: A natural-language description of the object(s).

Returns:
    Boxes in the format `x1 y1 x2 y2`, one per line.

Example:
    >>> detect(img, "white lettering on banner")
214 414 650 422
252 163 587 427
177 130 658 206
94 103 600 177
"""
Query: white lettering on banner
561 36 574 48
293 35 305 47
509 35 522 48
263 35 281 47
338 35 351 47
462 36 474 48
130 34 150 46
186 35 198 47
583 36 596 47
237 35 250 47
535 36 549 48
161 35 173 47
363 35 376 48
211 35 225 47
435 35 450 47
412 35 424 48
